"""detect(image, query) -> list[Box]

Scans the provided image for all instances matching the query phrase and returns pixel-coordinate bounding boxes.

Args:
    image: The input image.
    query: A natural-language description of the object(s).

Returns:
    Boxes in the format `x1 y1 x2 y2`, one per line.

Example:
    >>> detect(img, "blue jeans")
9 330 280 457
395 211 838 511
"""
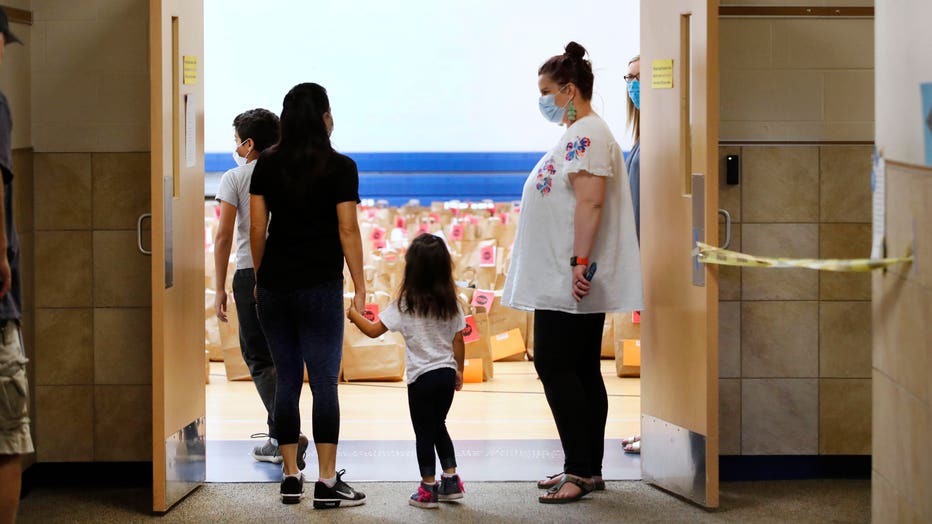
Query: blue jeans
232 269 277 439
256 280 343 446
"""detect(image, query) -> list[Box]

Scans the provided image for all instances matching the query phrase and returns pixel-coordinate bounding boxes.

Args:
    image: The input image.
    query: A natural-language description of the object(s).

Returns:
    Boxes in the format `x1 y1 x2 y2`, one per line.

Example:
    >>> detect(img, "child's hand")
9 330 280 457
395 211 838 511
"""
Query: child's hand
455 370 464 391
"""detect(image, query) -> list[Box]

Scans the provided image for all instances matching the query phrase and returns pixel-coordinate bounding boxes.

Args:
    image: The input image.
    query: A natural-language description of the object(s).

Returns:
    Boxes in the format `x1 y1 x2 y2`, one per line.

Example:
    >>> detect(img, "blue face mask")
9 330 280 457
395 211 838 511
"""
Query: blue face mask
539 85 569 124
538 94 564 123
627 79 640 110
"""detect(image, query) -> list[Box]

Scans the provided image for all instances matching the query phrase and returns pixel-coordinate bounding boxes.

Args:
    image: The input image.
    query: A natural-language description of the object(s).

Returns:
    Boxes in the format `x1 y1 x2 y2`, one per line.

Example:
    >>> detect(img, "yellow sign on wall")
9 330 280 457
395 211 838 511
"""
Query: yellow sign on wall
651 59 674 89
183 55 198 85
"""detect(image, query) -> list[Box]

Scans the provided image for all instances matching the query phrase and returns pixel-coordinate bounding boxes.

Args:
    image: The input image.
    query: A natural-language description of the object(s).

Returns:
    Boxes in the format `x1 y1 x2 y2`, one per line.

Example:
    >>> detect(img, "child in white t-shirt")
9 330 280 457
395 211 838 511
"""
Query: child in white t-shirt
348 233 467 509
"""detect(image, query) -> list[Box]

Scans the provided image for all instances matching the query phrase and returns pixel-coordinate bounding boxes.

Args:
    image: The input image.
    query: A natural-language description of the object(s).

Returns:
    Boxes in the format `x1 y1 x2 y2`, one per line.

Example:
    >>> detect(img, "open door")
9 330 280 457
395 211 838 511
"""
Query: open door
149 0 206 513
639 0 719 508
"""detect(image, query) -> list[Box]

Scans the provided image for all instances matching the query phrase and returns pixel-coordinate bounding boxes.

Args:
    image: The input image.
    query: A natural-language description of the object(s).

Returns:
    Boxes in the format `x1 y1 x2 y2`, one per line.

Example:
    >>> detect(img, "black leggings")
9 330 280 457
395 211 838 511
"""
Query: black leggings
407 367 458 478
533 309 607 478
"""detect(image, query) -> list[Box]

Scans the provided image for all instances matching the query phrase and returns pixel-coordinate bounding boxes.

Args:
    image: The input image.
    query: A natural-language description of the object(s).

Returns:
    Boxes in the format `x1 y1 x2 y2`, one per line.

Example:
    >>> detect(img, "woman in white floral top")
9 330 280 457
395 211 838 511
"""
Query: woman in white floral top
503 41 643 504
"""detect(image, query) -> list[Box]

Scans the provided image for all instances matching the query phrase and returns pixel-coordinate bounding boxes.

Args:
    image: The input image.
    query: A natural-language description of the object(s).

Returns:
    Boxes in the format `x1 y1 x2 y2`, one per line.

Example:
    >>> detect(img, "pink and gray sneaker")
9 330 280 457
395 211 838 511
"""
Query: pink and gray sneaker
438 474 465 501
409 482 439 509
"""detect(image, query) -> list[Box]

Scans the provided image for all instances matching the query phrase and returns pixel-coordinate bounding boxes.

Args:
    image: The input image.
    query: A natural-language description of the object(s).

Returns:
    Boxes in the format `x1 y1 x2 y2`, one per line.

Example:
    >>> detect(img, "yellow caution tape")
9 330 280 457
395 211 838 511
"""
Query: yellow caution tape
695 242 913 272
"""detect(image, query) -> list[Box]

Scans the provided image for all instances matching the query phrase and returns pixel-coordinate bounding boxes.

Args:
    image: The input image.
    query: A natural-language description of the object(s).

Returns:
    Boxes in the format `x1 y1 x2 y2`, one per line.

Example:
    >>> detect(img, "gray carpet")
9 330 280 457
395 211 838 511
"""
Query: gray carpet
18 480 870 523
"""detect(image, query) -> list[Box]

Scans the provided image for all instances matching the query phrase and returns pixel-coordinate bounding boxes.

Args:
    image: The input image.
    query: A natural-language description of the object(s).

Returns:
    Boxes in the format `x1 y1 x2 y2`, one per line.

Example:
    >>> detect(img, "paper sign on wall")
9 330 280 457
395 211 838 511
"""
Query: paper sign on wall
463 315 480 343
185 94 197 168
471 290 494 312
632 311 641 324
651 59 674 89
363 304 380 323
479 245 496 267
183 55 198 85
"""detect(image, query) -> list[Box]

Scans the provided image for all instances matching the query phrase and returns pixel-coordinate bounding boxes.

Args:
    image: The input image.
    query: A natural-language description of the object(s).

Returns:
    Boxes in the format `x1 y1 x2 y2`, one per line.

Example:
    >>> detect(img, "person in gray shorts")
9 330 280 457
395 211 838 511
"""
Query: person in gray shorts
0 8 32 523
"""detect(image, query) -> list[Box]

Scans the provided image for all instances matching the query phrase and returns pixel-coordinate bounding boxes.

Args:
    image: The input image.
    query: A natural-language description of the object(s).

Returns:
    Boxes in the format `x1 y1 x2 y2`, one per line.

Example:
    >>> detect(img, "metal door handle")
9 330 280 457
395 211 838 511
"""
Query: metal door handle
718 209 732 250
137 213 152 255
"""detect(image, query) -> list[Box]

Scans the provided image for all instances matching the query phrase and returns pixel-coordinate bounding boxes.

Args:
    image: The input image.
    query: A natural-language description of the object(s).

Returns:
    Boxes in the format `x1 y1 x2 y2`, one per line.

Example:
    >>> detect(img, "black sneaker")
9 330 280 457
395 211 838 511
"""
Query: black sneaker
280 473 304 505
438 474 465 501
409 482 439 509
313 469 367 509
297 434 309 471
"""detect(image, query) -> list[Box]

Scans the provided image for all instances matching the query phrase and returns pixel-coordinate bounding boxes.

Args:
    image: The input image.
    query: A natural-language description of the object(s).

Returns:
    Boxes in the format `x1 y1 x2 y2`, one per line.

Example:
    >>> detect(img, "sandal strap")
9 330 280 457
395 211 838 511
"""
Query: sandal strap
547 474 594 495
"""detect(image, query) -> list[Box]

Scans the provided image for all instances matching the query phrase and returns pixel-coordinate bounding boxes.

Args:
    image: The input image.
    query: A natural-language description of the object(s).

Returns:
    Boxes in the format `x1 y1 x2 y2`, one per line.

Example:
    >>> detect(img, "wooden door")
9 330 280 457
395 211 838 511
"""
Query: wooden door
149 0 206 513
639 0 720 508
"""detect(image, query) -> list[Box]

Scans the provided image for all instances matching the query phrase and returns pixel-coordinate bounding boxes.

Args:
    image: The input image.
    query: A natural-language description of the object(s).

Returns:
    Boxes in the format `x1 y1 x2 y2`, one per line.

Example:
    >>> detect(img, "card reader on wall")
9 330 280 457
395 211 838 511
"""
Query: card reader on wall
726 155 740 185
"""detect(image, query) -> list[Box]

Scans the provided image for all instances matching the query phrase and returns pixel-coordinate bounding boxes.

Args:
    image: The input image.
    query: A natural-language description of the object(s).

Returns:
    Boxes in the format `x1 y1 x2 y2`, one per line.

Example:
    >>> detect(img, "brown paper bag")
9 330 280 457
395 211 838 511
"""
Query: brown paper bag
615 339 641 377
601 316 615 359
342 323 406 382
490 328 526 361
464 310 494 381
205 290 223 361
614 311 641 341
222 346 252 381
488 297 528 361
217 296 240 353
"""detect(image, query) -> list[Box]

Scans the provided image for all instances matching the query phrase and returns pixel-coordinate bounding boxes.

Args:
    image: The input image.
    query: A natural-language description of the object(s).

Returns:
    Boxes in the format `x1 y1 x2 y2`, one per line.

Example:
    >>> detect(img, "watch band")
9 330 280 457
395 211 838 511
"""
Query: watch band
571 256 589 267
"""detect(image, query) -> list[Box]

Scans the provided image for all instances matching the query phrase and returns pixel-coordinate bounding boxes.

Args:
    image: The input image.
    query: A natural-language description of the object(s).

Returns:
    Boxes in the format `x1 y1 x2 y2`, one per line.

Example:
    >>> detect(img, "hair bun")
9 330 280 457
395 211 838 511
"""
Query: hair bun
564 41 587 61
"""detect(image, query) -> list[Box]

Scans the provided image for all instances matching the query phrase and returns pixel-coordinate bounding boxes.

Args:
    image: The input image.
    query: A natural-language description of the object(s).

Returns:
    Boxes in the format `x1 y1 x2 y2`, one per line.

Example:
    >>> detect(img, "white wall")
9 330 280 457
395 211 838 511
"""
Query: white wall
875 0 932 164
205 0 639 153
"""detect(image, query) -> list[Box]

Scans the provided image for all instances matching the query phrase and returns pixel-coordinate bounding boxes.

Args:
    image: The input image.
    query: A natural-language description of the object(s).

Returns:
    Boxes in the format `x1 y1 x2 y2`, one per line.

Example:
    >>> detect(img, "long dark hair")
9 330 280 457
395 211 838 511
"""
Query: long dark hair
538 41 594 100
265 82 334 190
398 234 459 321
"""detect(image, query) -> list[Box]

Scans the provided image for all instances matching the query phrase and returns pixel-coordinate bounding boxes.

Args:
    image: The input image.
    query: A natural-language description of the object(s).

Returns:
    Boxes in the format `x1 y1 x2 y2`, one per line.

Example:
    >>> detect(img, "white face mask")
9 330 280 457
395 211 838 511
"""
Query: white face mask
232 139 249 167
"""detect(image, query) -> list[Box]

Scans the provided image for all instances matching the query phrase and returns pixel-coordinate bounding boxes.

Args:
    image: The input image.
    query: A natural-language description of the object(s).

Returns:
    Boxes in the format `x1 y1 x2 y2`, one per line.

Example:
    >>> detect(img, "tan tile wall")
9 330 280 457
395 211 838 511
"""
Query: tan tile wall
871 162 931 523
33 151 151 462
718 145 873 456
30 0 149 152
720 17 874 141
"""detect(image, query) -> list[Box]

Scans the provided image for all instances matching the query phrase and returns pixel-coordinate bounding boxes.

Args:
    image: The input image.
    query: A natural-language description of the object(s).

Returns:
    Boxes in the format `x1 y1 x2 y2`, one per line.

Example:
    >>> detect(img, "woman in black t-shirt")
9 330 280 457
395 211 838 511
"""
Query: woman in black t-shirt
249 83 367 508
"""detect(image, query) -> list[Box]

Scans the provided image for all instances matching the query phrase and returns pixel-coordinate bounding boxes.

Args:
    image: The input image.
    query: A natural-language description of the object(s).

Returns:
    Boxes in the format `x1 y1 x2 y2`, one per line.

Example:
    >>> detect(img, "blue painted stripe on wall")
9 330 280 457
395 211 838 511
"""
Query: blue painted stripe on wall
206 152 545 173
357 173 526 206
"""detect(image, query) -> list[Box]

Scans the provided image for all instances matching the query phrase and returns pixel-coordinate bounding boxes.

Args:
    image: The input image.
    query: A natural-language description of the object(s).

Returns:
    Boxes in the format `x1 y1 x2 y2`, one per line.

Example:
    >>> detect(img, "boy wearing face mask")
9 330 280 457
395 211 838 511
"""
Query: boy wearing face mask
214 109 309 467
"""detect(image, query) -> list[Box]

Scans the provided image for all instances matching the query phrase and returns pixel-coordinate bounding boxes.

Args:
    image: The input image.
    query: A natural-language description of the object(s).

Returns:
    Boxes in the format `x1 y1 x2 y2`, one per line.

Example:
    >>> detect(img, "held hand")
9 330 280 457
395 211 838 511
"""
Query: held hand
353 291 366 315
0 256 9 300
455 370 464 391
347 304 361 327
215 289 228 323
571 264 591 302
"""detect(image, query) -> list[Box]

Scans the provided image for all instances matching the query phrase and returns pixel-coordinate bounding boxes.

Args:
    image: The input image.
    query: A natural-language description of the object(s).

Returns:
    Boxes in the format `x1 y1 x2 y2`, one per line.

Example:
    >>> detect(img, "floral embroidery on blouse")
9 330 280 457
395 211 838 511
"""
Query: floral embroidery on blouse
536 158 556 196
565 136 592 162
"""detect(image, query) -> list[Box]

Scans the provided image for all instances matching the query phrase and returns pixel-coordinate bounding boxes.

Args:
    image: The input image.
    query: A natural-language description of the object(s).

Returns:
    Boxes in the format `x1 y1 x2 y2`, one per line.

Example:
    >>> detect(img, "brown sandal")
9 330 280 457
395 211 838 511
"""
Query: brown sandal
538 475 593 504
538 472 605 491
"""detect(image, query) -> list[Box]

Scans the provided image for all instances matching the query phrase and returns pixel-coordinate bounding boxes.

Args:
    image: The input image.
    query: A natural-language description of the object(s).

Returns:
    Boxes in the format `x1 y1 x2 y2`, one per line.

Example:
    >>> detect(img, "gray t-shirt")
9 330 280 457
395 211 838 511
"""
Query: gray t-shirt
380 302 466 384
215 160 256 270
